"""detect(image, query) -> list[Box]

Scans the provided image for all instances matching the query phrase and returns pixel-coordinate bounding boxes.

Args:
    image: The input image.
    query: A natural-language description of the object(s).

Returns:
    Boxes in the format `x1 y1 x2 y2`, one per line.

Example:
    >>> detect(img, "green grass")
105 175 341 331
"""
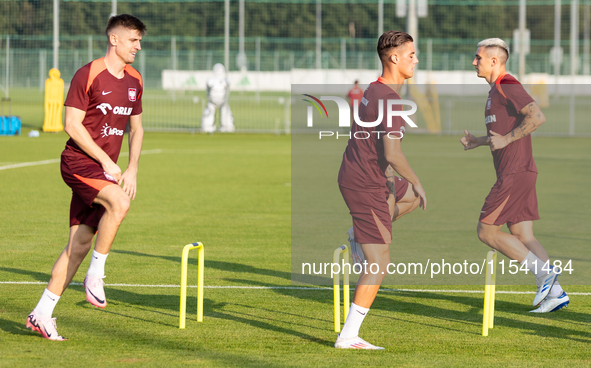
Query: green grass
0 132 590 367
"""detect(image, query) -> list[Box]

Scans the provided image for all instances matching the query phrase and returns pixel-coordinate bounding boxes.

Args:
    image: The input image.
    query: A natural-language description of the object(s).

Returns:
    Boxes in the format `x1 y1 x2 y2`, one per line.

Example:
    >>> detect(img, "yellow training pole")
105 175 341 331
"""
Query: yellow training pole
179 242 204 329
489 250 497 328
333 245 343 332
482 249 496 336
343 246 350 321
333 244 350 332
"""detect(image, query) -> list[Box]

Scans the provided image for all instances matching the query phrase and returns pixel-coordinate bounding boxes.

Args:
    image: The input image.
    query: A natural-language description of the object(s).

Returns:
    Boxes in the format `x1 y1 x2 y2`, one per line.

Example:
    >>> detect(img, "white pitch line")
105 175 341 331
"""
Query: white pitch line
1 281 590 295
0 158 60 171
0 149 163 171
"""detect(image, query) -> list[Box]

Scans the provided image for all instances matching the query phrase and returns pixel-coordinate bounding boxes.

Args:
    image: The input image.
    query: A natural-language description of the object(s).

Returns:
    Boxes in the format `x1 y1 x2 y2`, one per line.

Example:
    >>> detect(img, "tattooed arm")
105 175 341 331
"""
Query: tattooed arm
385 166 396 198
489 101 546 151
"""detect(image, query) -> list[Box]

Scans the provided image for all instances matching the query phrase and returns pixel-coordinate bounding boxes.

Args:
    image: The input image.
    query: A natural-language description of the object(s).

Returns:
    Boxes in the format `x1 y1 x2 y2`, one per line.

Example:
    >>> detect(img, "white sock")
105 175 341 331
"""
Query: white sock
520 251 546 278
87 250 109 277
339 303 369 340
549 280 564 297
34 289 60 319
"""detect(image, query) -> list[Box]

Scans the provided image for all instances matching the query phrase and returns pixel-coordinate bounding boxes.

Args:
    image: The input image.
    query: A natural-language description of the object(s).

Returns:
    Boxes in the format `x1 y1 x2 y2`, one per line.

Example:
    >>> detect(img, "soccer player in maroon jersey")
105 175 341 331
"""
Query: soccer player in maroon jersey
347 80 364 109
26 14 147 340
335 31 426 349
461 38 568 313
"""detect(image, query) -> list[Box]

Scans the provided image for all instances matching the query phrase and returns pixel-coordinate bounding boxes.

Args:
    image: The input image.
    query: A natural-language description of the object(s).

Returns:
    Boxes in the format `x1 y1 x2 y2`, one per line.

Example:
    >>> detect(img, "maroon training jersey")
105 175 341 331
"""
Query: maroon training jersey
347 85 364 107
64 57 143 163
338 77 406 192
485 73 536 177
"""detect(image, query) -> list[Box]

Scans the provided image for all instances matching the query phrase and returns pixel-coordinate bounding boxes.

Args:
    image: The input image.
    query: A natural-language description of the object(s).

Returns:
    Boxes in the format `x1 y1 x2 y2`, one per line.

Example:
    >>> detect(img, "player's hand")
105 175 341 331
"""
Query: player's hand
120 169 138 200
489 130 509 151
413 182 427 210
102 161 122 182
460 130 479 150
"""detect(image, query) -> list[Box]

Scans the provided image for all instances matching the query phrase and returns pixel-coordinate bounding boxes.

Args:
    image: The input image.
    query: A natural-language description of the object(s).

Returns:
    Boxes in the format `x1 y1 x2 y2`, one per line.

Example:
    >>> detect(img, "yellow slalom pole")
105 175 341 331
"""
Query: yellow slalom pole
489 251 497 328
343 246 350 321
333 244 350 332
482 249 496 336
197 244 204 322
333 245 344 332
179 242 205 329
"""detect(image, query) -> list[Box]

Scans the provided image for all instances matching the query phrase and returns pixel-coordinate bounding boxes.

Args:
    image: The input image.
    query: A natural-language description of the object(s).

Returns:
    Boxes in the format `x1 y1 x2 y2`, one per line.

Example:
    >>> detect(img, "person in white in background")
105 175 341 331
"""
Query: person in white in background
201 63 235 133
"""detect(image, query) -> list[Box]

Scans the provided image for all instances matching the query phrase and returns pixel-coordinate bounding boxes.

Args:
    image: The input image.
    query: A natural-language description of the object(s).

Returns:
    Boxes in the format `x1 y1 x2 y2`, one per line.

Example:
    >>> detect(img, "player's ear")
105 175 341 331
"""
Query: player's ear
390 52 398 65
109 33 118 46
490 55 497 67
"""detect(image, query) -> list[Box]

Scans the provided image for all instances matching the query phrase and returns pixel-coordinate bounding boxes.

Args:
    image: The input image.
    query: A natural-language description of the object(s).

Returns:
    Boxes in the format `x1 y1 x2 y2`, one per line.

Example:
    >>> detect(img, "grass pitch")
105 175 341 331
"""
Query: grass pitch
0 131 590 367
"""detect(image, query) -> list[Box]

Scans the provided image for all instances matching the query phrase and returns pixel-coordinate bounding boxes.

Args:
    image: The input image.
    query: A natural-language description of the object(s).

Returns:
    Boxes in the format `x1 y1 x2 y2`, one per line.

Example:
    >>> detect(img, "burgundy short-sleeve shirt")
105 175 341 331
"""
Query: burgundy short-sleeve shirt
338 78 406 192
485 73 536 177
64 58 143 163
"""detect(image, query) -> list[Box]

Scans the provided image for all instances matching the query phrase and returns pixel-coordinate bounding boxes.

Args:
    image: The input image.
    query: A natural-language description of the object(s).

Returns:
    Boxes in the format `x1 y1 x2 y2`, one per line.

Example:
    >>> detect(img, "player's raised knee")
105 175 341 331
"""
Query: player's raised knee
112 195 131 221
100 187 130 222
477 222 495 245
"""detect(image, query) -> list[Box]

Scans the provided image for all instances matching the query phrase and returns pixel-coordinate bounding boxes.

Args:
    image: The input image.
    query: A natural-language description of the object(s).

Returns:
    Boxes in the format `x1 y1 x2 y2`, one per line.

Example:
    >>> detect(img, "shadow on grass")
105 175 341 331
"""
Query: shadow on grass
0 317 34 337
3 262 589 344
372 290 591 343
111 249 292 281
0 267 50 282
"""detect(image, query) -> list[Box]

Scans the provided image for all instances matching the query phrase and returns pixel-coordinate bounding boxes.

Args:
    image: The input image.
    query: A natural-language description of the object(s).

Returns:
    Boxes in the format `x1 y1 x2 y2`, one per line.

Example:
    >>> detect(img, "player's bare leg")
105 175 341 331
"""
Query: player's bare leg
92 184 130 254
508 220 566 309
336 243 389 350
476 222 530 261
353 243 390 307
27 224 95 341
47 225 96 296
477 221 561 307
508 221 549 262
388 183 421 222
83 184 131 308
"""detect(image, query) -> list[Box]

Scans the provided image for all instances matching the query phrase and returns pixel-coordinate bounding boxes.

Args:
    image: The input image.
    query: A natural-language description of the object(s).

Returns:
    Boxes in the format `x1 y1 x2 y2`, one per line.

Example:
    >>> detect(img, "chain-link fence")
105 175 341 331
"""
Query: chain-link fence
1 0 590 134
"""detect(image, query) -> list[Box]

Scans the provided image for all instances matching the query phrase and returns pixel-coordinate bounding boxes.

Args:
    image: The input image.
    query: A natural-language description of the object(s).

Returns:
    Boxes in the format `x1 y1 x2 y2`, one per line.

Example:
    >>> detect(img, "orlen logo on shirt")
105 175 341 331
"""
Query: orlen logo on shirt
100 123 124 138
96 103 133 116
485 115 497 124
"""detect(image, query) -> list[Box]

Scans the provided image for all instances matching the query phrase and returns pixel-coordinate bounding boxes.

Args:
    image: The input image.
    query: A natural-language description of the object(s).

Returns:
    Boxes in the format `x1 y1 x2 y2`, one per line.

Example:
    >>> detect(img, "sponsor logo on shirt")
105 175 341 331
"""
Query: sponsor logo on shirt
128 88 137 102
485 115 497 124
96 103 133 116
100 123 125 138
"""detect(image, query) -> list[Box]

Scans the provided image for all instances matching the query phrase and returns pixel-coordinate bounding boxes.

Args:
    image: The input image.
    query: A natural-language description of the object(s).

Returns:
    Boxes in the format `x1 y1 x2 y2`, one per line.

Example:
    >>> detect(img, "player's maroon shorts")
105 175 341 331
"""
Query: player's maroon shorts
61 149 118 228
339 186 392 245
392 176 410 202
479 171 540 226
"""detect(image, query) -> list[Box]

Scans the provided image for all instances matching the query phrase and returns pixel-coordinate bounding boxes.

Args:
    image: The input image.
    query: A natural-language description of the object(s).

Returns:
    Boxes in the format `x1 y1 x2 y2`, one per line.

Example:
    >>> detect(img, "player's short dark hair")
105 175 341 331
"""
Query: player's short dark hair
377 31 413 63
106 14 146 36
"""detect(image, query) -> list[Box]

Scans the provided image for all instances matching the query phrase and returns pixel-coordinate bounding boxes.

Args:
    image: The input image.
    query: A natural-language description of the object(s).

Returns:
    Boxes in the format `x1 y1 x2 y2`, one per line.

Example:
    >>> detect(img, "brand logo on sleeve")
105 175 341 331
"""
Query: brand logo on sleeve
128 88 137 102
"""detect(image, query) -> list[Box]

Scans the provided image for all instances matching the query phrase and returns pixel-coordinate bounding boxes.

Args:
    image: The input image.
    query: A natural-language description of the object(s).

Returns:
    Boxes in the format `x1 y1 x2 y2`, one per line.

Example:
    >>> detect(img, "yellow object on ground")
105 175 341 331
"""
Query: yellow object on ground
42 68 64 132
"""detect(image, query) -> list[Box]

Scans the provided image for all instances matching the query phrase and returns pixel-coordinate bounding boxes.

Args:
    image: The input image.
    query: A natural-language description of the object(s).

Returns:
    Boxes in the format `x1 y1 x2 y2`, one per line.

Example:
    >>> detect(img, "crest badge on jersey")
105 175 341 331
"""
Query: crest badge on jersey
486 97 492 110
128 88 137 102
